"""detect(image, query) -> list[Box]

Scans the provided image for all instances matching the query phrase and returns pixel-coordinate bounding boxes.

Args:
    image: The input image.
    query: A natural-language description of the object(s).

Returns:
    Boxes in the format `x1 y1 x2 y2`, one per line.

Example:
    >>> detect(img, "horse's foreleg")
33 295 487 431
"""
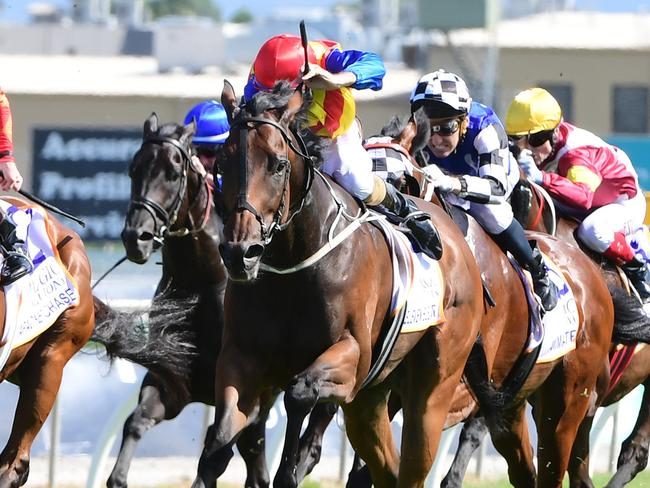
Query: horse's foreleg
487 404 536 488
566 412 596 488
344 388 399 488
192 350 266 488
605 376 650 488
236 394 275 488
108 382 184 488
274 331 360 488
440 415 488 488
293 402 338 483
0 346 72 488
345 391 402 488
536 365 599 488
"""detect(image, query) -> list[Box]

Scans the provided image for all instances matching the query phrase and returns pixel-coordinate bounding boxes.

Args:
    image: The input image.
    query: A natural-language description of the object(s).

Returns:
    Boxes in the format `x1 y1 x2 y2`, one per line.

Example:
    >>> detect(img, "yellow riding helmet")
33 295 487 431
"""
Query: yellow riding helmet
505 88 562 136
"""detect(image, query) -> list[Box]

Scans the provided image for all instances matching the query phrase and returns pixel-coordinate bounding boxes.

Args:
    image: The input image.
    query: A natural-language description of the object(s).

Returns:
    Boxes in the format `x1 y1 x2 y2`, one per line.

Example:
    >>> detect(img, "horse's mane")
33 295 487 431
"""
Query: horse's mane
379 107 431 160
243 81 329 164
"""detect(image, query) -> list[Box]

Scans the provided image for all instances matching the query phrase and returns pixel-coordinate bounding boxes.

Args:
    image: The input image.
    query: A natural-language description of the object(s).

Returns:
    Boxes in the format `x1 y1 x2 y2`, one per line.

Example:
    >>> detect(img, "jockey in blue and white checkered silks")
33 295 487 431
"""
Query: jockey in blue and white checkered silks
410 69 558 312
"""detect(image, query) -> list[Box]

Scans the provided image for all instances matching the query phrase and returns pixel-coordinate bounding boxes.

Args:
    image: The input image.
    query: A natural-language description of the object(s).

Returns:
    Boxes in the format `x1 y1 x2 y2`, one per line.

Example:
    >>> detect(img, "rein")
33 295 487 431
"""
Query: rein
127 135 212 245
529 181 557 236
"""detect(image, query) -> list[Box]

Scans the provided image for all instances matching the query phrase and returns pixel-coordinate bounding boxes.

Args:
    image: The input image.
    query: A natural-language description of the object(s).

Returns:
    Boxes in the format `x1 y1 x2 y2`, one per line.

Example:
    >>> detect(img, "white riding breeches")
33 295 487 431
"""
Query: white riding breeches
467 199 515 235
577 189 647 253
320 119 375 200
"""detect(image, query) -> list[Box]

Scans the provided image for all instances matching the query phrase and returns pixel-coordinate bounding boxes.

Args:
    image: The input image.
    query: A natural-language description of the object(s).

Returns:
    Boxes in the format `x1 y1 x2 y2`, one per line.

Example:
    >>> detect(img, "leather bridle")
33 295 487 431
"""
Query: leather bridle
226 115 314 245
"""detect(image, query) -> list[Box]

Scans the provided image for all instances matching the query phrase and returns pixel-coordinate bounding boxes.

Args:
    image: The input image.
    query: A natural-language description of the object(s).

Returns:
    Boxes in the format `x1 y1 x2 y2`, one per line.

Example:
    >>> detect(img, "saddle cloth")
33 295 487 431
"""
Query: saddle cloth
511 253 580 363
0 200 80 372
372 214 445 333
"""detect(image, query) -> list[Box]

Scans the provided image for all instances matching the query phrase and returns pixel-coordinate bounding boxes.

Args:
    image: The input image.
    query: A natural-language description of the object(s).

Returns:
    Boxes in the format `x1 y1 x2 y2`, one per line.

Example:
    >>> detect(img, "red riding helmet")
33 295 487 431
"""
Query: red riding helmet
252 34 318 90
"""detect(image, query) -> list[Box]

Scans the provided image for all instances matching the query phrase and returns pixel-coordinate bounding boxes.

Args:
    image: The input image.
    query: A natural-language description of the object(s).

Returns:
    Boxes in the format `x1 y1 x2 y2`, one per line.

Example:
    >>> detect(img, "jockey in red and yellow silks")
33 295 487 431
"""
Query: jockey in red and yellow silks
506 87 650 303
0 87 33 284
241 33 443 260
537 122 638 211
244 35 382 138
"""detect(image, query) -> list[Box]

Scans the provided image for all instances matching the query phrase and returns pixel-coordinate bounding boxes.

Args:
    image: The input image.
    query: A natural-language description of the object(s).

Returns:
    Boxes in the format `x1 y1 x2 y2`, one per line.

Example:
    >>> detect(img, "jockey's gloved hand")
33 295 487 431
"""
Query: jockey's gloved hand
422 164 457 193
518 149 543 184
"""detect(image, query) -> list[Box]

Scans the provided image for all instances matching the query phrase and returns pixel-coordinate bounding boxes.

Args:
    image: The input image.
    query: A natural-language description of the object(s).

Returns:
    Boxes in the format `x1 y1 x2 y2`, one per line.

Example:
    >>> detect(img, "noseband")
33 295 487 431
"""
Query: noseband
127 135 207 244
228 116 314 245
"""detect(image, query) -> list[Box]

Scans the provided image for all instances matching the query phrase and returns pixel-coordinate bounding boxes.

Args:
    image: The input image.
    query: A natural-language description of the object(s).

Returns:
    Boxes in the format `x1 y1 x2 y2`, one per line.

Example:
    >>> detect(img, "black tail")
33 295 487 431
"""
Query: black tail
463 335 525 436
610 285 650 345
91 295 197 379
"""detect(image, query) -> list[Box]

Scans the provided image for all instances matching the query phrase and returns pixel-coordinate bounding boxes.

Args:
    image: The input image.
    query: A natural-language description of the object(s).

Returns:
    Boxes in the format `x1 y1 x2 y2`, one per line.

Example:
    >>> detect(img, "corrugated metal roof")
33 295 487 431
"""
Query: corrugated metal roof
450 11 650 50
0 54 416 99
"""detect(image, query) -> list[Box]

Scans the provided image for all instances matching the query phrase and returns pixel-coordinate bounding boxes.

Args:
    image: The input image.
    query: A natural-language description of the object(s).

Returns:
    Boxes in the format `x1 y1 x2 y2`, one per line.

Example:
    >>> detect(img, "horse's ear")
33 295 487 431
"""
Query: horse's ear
221 80 239 121
280 89 304 125
396 114 418 154
181 118 196 144
144 112 158 136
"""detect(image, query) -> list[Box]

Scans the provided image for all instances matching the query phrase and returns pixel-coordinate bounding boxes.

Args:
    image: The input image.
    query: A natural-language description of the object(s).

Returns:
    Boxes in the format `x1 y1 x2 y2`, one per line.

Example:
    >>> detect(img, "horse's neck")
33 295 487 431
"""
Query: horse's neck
162 181 225 288
264 170 358 268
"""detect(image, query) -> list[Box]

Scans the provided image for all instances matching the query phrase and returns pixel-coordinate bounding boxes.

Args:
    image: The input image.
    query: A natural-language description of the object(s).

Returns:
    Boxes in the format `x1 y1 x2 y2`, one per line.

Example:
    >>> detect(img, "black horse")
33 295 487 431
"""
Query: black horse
114 114 272 487
115 113 333 488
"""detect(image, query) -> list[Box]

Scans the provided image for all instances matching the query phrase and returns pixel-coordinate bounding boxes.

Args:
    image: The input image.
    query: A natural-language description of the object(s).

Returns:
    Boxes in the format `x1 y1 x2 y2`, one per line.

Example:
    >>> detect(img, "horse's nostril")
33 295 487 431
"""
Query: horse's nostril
244 244 265 260
139 231 154 242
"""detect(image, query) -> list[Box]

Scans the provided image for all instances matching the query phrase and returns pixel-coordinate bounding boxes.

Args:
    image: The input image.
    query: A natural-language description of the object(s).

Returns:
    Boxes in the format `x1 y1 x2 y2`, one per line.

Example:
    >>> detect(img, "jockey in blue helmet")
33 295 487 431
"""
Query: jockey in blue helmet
184 100 230 188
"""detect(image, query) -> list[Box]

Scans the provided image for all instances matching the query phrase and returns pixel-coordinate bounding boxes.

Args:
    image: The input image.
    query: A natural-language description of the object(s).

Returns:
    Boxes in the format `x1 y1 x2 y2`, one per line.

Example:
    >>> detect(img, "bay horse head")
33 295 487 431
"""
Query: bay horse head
217 80 316 281
122 114 199 264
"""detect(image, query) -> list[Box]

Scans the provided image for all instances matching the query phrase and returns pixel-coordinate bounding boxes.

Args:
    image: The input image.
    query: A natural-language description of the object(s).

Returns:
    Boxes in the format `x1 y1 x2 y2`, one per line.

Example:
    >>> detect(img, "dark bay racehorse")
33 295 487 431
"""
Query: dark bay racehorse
191 81 485 488
360 112 618 487
117 114 334 488
0 197 190 488
117 115 269 488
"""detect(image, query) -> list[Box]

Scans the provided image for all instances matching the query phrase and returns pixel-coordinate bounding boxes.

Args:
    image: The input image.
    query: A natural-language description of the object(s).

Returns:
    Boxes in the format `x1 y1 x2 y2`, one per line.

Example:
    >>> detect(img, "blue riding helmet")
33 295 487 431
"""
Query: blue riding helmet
184 100 230 146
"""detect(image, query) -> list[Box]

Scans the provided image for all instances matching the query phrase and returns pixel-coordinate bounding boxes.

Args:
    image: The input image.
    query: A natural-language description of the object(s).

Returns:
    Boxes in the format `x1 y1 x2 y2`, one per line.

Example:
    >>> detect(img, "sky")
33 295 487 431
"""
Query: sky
0 0 648 23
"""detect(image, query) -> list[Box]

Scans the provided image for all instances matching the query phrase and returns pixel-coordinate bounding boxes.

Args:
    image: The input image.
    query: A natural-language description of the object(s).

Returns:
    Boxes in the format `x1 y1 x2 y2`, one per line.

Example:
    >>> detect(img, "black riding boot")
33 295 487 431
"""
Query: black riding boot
379 183 443 260
492 220 559 312
0 217 33 285
621 259 650 304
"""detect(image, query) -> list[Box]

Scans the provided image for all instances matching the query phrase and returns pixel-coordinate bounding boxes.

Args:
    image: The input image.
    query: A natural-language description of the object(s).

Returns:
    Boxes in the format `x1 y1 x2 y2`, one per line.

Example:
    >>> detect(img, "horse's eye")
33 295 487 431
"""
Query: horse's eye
168 169 181 181
272 157 288 175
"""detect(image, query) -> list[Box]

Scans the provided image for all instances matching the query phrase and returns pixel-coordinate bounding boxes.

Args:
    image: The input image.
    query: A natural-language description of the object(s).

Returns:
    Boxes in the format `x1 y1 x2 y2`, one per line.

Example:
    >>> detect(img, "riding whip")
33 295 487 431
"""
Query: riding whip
299 20 310 76
18 188 86 228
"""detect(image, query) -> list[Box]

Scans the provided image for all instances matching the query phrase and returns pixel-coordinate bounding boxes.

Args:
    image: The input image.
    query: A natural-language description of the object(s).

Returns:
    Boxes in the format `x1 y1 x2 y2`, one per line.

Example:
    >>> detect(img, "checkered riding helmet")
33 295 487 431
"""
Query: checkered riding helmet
409 70 472 116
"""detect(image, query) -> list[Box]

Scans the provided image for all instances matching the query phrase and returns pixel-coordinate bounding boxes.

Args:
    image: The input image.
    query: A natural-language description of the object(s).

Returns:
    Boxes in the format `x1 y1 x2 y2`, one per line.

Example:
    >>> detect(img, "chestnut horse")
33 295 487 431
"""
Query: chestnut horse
189 81 485 488
356 111 619 487
0 197 192 488
513 177 650 488
438 173 650 488
117 114 335 488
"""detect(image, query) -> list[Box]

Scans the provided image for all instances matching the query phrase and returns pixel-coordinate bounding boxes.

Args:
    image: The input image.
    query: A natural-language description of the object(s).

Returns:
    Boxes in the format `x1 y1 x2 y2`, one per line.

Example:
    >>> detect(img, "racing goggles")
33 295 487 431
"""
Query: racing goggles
509 130 553 148
430 118 461 136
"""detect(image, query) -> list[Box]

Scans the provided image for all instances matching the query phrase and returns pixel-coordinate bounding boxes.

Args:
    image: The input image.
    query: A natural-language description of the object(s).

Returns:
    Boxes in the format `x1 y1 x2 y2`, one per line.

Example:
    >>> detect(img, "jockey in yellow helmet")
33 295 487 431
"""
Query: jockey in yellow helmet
507 87 650 303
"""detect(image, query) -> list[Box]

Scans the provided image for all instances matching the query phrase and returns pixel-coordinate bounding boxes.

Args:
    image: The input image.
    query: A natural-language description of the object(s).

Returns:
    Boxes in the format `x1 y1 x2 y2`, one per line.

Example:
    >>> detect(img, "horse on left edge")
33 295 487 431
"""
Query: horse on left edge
0 196 194 488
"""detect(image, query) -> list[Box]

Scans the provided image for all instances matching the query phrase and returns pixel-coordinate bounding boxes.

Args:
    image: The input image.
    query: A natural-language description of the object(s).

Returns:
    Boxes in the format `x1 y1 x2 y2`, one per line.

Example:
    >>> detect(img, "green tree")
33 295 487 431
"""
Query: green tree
147 0 221 21
230 8 253 24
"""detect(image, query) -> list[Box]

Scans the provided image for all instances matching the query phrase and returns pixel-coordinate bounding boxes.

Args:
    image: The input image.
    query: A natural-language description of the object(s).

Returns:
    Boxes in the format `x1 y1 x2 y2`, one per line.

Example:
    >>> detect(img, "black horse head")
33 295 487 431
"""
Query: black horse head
122 113 198 264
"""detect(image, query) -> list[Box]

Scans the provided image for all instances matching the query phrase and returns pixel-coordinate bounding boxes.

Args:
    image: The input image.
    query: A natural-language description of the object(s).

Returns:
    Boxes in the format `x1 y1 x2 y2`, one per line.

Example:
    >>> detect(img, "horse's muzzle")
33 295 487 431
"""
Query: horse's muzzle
219 241 265 282
121 227 157 264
